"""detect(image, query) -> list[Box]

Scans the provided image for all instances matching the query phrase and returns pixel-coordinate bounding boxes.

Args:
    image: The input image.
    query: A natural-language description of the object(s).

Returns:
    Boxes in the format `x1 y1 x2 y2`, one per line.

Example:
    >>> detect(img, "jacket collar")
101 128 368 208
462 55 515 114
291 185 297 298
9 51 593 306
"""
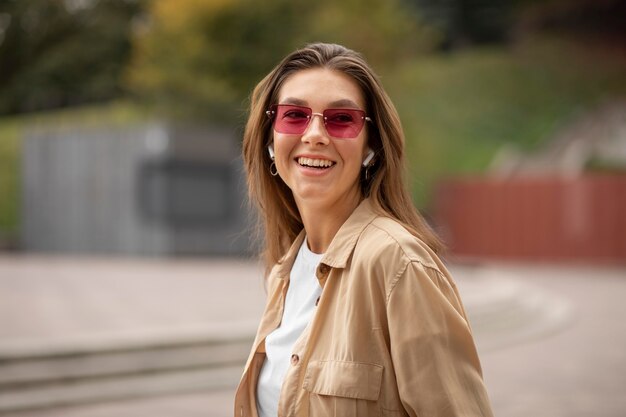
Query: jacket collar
274 198 379 279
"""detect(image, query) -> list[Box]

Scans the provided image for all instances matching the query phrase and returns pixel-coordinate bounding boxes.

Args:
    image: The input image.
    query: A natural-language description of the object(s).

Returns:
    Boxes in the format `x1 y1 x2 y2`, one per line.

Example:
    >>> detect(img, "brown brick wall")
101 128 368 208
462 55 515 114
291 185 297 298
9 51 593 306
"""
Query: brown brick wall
434 174 626 263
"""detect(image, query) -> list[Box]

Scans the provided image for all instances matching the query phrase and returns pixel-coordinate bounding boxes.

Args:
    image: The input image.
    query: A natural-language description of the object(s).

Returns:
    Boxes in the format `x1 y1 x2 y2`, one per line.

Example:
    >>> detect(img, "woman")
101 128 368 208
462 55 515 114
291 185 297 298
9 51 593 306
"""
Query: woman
236 43 493 417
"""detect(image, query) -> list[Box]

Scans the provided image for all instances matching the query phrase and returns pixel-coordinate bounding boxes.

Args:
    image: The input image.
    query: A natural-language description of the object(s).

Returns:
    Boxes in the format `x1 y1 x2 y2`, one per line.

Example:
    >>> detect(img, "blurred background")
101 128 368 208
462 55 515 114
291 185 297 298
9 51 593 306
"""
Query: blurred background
0 0 625 416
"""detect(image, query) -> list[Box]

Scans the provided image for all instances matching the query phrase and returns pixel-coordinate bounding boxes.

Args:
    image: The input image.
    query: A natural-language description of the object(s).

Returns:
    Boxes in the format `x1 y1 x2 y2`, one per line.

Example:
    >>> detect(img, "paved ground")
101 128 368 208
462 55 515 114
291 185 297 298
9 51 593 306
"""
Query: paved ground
0 255 625 417
480 264 626 417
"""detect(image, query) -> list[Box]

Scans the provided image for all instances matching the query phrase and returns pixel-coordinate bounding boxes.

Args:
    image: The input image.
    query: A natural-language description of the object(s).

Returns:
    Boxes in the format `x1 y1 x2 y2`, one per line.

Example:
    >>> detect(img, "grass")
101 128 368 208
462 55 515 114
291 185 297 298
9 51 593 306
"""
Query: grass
384 38 626 207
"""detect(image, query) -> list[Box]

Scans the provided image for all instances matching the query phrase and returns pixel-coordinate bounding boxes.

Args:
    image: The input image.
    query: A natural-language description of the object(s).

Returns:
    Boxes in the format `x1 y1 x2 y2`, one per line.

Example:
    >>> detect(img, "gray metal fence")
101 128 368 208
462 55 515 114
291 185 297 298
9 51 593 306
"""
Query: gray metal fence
21 121 253 256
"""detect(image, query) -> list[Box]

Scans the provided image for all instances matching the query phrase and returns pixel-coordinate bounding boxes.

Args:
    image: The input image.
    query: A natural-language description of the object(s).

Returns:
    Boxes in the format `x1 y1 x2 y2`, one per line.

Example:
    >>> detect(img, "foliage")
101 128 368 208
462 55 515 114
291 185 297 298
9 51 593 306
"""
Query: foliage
0 115 19 241
126 0 432 124
0 0 143 115
403 0 518 48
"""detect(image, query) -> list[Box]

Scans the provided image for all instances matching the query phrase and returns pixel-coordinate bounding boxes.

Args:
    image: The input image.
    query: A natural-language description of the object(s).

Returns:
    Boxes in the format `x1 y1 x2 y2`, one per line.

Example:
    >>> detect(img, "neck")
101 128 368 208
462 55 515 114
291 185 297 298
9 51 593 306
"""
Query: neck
296 191 363 254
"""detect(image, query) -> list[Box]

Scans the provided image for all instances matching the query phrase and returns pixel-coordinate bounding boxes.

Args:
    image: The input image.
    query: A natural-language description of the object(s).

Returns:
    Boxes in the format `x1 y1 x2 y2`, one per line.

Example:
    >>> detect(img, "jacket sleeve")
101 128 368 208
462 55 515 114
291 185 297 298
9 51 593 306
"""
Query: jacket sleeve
386 260 494 417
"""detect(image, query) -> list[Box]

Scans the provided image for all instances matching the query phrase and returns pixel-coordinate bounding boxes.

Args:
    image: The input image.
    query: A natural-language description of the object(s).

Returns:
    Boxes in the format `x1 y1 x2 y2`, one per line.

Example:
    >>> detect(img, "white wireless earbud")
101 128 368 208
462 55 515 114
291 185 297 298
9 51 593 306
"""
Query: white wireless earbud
268 144 275 160
362 149 374 167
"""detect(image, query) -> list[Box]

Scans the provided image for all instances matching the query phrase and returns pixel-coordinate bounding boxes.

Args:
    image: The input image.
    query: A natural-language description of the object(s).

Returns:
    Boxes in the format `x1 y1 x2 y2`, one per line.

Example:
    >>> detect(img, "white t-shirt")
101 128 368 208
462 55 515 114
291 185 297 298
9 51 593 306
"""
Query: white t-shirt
256 238 324 417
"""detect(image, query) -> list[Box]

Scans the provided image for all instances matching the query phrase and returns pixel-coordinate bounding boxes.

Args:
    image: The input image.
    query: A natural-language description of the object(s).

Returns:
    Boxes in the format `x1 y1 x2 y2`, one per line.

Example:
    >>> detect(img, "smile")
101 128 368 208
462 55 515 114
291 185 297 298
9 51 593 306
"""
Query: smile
296 157 336 169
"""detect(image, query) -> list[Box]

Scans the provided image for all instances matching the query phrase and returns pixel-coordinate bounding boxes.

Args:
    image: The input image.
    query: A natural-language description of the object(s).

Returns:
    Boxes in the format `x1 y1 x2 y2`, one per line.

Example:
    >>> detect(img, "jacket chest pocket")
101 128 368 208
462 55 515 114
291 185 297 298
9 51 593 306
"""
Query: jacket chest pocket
302 360 383 417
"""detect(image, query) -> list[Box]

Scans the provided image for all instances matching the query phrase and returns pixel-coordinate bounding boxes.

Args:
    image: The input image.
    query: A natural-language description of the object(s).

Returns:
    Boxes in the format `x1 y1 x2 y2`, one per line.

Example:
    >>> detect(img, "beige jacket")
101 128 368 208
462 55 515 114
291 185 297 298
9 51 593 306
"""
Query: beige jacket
234 199 493 417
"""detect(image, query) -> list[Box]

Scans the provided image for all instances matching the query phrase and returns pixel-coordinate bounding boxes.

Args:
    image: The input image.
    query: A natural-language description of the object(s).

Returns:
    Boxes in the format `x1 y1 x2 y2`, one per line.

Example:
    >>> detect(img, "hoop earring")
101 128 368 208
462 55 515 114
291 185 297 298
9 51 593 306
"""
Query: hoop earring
269 161 278 177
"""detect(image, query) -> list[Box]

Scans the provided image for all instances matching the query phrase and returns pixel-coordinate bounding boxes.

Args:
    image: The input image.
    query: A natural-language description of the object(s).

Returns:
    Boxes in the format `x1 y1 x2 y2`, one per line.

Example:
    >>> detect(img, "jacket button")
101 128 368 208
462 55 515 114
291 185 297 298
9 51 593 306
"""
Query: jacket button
315 296 320 306
319 264 329 274
290 354 299 365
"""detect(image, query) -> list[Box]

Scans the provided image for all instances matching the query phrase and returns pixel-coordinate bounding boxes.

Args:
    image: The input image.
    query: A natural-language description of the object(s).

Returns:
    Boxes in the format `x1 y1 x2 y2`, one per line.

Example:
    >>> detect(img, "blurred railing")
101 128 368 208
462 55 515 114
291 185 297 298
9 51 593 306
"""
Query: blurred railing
435 174 626 263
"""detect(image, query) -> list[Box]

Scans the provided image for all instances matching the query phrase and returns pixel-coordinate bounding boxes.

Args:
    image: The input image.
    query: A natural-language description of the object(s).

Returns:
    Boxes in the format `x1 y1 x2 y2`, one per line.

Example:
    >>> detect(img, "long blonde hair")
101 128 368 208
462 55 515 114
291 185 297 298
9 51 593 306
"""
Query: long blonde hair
242 43 443 271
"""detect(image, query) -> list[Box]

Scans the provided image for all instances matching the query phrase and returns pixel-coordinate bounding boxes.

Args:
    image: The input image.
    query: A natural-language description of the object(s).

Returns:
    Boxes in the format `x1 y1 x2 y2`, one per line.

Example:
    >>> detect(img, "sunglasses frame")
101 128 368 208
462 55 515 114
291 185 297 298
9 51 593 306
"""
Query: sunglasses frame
266 104 372 139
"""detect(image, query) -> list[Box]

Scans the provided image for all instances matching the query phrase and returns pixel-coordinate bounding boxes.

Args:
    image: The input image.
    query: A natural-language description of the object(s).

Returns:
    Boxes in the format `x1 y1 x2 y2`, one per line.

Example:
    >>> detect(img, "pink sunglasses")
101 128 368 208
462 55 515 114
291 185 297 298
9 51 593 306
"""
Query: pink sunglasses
266 104 372 139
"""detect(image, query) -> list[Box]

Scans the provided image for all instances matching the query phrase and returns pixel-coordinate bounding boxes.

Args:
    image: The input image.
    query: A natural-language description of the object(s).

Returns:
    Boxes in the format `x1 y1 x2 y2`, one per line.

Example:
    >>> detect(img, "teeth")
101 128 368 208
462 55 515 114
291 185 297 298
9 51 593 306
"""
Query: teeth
298 157 334 168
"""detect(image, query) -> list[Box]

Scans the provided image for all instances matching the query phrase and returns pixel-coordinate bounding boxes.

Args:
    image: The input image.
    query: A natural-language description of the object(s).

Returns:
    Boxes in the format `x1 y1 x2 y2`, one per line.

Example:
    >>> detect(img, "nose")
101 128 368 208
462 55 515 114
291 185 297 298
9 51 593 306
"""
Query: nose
301 113 329 145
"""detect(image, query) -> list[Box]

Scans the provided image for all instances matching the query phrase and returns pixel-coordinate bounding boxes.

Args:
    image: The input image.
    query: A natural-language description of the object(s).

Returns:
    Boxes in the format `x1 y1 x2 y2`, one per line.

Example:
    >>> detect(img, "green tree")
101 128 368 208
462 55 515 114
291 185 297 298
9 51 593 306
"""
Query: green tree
404 0 516 49
0 0 143 115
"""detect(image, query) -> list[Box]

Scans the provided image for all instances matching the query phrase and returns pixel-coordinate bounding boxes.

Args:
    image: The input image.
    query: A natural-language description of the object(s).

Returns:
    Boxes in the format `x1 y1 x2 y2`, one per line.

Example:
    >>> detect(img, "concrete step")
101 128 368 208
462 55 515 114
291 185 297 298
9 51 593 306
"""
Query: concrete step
0 323 255 413
0 365 242 413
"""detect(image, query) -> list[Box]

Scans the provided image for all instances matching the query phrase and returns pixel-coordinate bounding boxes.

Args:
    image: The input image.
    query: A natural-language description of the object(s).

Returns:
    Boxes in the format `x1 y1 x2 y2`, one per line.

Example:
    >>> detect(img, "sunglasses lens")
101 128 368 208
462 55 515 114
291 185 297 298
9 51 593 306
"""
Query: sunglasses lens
323 109 365 138
270 105 367 139
273 105 311 134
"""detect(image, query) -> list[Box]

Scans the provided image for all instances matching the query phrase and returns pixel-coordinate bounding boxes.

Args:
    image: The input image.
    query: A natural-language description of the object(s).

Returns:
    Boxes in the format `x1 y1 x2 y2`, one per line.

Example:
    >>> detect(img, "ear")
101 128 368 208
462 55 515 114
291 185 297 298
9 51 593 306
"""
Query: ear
268 144 275 160
362 148 374 167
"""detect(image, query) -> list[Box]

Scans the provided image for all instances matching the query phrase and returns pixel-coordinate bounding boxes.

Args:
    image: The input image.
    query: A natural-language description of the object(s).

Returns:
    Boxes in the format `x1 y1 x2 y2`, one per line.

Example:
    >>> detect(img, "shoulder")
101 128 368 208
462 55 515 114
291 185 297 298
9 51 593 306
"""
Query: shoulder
348 215 448 289
355 215 443 271
354 216 462 307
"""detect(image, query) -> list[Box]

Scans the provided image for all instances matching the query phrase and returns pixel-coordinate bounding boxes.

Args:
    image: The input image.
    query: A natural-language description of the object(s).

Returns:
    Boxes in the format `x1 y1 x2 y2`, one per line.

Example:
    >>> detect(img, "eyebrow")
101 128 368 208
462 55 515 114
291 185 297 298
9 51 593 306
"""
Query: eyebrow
280 97 308 106
328 99 360 108
279 97 362 109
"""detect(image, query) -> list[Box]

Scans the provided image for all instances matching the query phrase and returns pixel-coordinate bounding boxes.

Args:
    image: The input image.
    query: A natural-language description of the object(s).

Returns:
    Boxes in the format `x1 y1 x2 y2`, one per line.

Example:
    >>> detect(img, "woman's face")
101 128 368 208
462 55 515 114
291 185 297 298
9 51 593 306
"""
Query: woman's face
271 68 370 211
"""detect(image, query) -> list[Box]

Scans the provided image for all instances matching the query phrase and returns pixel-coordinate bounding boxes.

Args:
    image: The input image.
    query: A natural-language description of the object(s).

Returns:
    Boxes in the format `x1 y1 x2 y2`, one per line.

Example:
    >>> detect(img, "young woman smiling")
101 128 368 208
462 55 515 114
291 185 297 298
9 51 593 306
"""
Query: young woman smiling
236 43 494 417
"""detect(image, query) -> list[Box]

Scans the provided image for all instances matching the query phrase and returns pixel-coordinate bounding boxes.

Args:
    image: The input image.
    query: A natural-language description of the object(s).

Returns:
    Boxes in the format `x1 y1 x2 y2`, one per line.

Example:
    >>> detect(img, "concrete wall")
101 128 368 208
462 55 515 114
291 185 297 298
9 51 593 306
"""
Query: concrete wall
21 122 252 256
